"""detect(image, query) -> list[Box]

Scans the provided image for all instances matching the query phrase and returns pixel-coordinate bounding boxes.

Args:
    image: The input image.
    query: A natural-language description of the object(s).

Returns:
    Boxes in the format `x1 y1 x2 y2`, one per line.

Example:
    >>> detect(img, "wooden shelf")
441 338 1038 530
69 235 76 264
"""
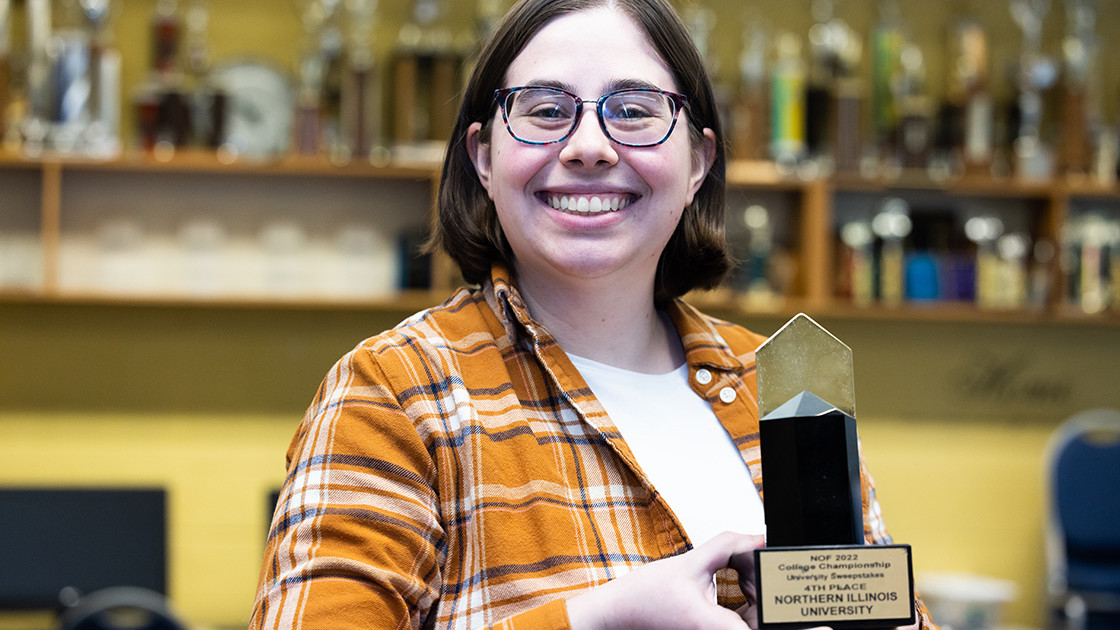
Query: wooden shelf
0 148 442 179
1 154 1118 326
0 287 446 312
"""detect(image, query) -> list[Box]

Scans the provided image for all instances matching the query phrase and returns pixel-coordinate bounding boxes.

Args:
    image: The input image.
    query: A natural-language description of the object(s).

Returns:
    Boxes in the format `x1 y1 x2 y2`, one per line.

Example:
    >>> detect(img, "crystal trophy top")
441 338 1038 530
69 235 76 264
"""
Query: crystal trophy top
756 312 855 420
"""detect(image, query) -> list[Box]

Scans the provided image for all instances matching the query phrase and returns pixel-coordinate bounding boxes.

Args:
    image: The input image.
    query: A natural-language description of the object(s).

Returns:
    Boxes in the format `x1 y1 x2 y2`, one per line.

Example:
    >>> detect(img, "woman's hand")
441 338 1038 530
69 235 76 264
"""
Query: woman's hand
566 531 764 630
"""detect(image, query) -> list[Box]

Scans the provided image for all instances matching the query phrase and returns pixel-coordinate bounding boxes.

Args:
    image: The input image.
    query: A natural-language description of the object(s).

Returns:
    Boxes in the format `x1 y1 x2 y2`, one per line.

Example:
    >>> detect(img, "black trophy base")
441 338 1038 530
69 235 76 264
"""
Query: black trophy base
754 544 916 630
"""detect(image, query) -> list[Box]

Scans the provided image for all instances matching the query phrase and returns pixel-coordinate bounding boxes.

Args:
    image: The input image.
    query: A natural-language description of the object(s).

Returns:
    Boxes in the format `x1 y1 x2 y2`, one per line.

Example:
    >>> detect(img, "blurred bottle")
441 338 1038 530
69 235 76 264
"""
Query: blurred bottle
965 214 1004 309
871 197 911 305
839 220 874 306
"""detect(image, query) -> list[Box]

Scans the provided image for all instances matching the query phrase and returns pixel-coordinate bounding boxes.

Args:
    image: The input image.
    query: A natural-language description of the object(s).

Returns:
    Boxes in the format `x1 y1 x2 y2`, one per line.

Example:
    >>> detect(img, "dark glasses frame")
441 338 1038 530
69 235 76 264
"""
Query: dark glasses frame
493 85 689 148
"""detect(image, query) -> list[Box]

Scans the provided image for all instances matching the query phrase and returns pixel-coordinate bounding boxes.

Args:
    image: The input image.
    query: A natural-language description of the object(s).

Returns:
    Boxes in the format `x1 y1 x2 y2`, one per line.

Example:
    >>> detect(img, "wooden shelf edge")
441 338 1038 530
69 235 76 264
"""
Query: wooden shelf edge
0 289 448 313
0 149 442 179
685 290 1120 327
3 288 1118 326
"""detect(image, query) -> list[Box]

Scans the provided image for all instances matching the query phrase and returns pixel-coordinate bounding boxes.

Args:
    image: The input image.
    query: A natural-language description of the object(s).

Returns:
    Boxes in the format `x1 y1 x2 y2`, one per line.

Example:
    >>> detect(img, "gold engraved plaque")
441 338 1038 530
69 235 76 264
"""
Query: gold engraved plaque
756 546 915 628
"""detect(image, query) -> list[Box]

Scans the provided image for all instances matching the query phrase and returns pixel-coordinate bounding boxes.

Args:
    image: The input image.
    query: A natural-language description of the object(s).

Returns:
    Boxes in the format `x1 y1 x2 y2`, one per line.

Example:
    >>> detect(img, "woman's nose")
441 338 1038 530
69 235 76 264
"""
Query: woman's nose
559 108 619 167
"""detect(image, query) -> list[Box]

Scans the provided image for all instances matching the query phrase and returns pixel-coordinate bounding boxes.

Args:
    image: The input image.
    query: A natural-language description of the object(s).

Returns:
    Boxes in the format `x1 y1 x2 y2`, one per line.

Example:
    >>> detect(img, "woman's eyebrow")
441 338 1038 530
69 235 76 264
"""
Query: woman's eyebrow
608 78 663 92
522 79 576 92
518 78 666 95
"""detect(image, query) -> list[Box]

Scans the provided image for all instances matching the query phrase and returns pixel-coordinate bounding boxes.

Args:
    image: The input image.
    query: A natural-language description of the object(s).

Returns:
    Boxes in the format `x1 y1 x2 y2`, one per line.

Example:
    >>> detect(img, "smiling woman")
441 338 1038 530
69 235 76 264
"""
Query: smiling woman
247 1 937 629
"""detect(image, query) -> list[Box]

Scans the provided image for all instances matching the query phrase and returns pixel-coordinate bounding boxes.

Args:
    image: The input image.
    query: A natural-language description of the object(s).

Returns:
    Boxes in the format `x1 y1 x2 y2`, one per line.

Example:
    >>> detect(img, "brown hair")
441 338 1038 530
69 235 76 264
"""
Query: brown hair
428 0 731 303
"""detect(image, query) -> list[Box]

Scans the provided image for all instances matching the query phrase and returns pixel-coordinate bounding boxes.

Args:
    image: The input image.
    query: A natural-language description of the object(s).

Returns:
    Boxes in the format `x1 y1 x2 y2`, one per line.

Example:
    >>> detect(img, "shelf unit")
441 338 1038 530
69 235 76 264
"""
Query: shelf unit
1 151 1118 325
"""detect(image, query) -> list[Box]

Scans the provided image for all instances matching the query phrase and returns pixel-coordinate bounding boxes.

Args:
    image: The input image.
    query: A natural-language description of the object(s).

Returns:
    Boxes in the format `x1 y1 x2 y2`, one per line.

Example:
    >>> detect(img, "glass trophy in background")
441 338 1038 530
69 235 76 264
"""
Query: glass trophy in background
805 0 860 176
0 0 11 149
392 0 458 161
944 17 992 179
21 0 51 155
731 20 769 163
294 0 327 156
753 314 916 630
770 32 806 174
79 0 121 156
1009 0 1057 181
868 0 904 178
317 0 345 162
343 0 388 165
1057 0 1098 177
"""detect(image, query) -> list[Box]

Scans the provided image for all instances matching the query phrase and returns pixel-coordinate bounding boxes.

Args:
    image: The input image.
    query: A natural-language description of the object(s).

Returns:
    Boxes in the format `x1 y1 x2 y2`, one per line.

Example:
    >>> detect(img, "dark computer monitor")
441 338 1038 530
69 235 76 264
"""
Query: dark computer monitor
0 488 167 610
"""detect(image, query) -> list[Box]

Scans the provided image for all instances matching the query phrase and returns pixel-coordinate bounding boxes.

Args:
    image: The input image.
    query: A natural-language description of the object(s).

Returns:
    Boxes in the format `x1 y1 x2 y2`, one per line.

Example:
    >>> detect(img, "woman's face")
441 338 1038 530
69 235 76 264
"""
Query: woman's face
468 6 715 294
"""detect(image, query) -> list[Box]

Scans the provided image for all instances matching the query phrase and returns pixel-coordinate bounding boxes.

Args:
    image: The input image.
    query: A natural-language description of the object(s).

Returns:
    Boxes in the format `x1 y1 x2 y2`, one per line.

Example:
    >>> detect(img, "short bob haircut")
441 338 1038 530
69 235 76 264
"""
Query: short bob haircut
429 0 732 303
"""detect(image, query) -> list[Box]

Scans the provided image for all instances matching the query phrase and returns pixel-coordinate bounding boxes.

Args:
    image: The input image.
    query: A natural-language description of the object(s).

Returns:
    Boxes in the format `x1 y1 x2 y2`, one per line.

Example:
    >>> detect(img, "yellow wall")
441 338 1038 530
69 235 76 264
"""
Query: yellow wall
2 304 1119 628
0 412 291 628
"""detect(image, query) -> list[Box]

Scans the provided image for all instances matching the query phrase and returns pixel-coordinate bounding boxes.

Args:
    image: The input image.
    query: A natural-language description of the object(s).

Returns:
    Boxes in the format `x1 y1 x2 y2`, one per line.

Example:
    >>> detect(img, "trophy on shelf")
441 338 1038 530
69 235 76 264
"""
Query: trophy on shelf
343 0 387 165
753 313 916 630
805 0 861 176
730 20 769 163
391 0 459 162
944 17 992 178
1009 0 1057 181
1057 0 1098 177
21 0 51 154
78 0 121 156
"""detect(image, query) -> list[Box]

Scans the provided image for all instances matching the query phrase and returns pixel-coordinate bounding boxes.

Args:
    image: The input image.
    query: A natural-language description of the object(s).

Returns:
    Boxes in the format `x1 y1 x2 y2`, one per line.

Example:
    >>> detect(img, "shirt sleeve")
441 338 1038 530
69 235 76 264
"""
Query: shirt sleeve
248 340 578 630
249 343 444 629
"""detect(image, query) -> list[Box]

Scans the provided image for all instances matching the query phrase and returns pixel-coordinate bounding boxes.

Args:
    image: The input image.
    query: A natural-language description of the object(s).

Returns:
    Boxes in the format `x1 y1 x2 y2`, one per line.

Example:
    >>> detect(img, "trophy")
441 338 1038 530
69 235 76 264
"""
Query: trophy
753 314 915 630
1009 0 1056 181
1057 0 1098 176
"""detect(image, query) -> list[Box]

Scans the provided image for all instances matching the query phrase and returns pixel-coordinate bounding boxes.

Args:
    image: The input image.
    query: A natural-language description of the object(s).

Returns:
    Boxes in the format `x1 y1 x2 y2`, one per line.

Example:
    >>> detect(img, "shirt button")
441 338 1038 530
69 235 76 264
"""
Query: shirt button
695 368 713 385
719 387 737 403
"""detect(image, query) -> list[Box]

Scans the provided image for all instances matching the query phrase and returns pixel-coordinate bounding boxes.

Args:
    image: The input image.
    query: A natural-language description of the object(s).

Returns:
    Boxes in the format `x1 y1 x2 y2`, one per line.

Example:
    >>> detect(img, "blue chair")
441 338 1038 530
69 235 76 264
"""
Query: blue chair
1047 409 1120 630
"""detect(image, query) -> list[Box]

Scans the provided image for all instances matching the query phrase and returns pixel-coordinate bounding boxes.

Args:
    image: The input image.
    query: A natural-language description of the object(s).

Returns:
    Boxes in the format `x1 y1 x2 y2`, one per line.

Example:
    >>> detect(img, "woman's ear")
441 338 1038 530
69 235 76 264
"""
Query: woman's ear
467 122 494 198
685 128 717 205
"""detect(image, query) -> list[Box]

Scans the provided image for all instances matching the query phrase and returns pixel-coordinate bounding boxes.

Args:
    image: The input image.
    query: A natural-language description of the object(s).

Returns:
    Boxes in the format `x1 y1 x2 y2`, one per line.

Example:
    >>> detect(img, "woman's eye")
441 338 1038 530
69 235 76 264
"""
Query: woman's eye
615 104 652 119
528 104 568 119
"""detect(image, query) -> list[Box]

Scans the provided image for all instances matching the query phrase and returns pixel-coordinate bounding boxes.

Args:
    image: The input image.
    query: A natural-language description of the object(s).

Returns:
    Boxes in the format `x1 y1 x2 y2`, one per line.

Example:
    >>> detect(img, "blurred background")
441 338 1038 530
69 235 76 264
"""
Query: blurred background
1 0 1120 629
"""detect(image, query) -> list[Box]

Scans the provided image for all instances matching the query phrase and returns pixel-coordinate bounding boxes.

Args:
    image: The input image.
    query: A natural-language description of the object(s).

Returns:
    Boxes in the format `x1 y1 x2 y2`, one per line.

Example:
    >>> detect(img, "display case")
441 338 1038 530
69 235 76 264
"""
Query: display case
3 151 1117 325
0 150 442 310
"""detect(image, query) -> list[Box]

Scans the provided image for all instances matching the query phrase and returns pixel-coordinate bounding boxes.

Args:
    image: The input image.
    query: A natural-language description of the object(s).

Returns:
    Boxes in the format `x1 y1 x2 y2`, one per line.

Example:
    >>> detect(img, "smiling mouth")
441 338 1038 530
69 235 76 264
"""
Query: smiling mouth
544 193 635 216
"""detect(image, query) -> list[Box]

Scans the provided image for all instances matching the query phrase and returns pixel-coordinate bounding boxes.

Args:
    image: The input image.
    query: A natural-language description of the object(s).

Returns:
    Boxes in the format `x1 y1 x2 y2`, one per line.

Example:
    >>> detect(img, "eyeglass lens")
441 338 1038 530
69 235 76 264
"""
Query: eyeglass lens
503 88 678 146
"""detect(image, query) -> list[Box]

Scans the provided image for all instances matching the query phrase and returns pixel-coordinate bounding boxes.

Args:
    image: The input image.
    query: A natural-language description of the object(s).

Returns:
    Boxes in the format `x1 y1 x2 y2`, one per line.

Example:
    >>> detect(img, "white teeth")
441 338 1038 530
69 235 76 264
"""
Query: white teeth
548 194 631 215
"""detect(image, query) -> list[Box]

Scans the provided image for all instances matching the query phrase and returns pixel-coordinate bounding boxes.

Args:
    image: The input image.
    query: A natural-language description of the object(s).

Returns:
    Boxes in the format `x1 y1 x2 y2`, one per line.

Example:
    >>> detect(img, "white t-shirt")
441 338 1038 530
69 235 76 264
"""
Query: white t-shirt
568 354 766 547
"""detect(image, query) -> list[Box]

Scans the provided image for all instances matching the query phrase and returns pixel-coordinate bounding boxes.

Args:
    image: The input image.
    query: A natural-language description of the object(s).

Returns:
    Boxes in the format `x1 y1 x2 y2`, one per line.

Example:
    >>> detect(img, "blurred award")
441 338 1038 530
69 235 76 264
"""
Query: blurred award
1010 0 1056 181
753 314 915 630
392 0 459 152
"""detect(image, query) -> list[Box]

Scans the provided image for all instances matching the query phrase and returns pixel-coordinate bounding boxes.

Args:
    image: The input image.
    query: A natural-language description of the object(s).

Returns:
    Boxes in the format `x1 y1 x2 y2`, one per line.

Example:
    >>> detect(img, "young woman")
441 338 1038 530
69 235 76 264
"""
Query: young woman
250 1 935 628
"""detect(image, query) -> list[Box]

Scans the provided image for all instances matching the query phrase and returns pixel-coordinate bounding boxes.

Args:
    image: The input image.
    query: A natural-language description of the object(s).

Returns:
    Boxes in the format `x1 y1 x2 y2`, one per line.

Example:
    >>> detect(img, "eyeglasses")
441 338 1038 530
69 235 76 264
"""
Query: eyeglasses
494 85 688 148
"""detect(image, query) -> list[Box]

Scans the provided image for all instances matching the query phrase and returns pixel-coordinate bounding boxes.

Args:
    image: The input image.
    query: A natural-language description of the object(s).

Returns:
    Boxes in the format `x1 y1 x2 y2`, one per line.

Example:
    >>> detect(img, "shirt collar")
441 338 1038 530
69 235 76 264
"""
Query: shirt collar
483 264 745 376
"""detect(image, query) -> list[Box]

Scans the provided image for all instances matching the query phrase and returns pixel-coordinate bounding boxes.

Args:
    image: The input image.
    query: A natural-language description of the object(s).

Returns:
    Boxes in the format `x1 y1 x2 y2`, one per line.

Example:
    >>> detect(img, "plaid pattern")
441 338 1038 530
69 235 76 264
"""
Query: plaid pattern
250 265 935 630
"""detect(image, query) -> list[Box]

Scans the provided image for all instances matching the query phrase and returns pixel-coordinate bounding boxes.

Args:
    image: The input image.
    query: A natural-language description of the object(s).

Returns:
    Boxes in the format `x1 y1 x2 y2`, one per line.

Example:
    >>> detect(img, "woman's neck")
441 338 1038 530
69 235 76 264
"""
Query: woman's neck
514 267 684 374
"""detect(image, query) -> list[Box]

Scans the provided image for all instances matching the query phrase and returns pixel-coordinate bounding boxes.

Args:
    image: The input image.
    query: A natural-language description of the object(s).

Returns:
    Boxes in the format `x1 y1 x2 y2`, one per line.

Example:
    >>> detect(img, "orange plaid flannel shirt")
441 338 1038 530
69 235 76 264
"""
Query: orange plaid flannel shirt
250 265 935 630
